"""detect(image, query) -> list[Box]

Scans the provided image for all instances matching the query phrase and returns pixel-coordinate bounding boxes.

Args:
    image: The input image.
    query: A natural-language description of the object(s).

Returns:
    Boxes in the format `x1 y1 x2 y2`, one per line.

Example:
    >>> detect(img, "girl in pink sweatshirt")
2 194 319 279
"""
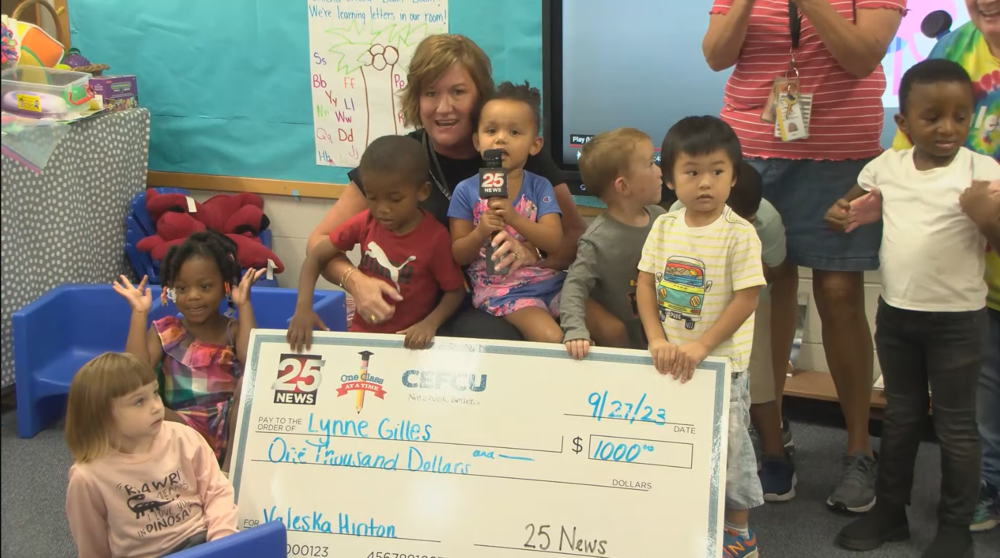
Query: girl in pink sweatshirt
64 352 238 558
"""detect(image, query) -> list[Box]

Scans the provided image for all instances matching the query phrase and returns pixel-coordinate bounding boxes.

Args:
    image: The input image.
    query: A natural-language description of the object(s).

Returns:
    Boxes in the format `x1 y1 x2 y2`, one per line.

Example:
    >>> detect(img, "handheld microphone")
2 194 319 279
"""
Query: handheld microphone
478 149 508 275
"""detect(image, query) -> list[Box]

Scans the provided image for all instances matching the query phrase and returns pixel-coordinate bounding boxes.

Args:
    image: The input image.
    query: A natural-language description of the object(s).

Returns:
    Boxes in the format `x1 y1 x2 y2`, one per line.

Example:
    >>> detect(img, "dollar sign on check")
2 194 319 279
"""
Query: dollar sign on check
572 436 583 454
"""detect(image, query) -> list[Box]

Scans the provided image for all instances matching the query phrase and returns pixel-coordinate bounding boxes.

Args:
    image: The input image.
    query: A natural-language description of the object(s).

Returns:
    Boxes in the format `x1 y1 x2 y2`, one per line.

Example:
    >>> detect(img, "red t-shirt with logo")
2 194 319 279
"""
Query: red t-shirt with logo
330 210 465 334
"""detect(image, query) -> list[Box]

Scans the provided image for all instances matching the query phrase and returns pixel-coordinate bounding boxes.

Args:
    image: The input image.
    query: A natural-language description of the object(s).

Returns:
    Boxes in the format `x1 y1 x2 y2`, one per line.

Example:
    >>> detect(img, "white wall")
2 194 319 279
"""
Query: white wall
195 191 883 379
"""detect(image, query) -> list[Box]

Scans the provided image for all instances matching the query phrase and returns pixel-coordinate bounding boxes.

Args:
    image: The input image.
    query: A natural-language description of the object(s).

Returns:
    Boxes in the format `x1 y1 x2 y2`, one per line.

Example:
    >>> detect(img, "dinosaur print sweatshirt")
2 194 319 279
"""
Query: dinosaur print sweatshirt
65 422 238 558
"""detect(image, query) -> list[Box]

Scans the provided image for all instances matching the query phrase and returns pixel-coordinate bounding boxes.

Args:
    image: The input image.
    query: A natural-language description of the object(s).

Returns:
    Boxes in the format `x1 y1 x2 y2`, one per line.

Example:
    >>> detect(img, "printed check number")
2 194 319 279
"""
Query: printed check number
230 331 732 558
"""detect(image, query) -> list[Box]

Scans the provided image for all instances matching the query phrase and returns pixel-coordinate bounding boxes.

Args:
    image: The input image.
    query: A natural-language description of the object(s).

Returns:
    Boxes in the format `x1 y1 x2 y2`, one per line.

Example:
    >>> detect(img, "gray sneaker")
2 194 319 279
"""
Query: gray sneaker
827 450 877 513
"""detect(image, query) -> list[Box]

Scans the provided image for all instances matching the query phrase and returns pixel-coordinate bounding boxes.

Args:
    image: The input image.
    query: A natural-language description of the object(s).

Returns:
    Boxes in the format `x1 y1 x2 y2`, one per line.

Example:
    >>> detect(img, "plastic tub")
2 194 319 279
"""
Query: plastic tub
0 67 95 118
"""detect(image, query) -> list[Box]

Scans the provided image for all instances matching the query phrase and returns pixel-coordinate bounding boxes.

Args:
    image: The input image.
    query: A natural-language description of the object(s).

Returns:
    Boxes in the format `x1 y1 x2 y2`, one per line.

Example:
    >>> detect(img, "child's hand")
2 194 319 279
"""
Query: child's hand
960 181 1000 230
824 199 851 231
488 198 523 228
232 268 265 308
566 339 591 360
846 188 882 233
476 210 505 239
673 342 709 383
398 320 437 350
648 338 677 375
286 310 329 352
112 275 152 313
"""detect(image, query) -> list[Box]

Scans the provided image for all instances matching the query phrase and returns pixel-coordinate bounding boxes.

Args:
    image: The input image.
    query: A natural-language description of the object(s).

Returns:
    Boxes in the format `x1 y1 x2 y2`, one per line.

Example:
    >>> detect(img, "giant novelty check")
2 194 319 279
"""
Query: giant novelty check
230 331 733 558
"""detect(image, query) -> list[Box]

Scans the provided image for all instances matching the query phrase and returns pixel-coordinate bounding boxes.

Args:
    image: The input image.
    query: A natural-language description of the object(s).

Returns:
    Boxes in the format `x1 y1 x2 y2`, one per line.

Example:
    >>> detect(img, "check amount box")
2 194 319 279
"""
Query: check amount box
587 435 694 469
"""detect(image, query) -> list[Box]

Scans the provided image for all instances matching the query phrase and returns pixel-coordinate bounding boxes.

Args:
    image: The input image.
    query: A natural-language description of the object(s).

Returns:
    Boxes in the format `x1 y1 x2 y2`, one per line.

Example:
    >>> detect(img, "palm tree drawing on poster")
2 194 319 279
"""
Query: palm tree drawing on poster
327 23 429 148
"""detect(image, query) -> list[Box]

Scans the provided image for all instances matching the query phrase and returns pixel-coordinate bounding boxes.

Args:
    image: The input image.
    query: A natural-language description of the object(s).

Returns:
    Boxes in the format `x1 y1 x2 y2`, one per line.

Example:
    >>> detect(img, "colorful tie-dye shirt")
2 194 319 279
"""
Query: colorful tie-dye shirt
892 22 999 311
448 171 565 317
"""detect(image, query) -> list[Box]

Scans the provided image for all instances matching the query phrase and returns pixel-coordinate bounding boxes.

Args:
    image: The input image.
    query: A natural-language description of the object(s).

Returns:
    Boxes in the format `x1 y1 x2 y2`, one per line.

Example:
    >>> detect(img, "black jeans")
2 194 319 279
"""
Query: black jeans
437 294 523 341
874 298 987 526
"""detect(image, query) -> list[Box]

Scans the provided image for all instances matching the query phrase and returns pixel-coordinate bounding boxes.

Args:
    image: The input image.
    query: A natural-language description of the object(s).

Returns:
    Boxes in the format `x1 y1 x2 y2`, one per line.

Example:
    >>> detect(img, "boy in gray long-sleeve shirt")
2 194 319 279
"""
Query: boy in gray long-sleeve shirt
562 128 666 359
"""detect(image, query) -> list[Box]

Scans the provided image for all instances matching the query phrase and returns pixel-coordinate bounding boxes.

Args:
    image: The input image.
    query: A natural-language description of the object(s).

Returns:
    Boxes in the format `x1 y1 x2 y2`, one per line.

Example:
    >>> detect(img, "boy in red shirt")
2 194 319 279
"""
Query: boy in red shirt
288 135 466 350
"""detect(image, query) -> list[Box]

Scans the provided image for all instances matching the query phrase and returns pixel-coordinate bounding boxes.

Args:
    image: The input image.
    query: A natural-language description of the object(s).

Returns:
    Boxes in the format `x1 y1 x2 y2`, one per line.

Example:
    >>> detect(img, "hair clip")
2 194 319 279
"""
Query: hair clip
224 282 231 296
160 289 167 305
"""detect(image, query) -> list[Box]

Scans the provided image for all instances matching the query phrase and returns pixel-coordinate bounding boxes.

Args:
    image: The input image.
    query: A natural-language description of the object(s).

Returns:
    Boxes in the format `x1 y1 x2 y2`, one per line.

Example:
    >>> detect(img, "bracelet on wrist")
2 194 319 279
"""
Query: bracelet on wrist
340 267 357 290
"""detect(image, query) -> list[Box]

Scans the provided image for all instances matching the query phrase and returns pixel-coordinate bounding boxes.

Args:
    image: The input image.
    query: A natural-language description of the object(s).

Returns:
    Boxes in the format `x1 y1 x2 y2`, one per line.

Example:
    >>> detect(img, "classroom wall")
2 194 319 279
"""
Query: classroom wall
70 0 546 185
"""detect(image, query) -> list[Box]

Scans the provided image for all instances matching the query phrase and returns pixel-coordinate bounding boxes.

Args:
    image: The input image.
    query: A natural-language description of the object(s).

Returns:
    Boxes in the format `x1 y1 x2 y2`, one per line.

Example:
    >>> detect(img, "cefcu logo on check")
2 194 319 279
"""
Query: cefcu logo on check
336 350 388 414
272 354 325 405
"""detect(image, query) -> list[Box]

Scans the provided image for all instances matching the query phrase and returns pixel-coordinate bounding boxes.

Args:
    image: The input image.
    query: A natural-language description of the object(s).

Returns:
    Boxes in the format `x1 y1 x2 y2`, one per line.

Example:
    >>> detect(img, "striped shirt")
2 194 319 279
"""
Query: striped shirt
638 207 766 373
711 0 908 160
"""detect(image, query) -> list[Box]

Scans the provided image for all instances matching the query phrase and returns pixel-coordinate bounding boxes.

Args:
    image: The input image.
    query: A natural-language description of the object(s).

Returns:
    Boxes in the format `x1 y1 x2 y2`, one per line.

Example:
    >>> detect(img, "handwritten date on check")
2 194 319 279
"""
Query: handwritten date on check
229 331 732 558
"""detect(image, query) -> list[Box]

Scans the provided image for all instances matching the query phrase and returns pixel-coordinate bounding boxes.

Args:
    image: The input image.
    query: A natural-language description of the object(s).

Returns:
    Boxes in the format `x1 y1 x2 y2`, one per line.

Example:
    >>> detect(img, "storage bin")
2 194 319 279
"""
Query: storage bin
0 66 94 118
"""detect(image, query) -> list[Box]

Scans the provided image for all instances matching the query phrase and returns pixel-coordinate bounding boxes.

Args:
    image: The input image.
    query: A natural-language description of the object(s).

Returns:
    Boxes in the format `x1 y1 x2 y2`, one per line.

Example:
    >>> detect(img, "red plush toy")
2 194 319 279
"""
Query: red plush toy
145 189 223 231
137 190 282 273
227 233 284 273
136 213 204 261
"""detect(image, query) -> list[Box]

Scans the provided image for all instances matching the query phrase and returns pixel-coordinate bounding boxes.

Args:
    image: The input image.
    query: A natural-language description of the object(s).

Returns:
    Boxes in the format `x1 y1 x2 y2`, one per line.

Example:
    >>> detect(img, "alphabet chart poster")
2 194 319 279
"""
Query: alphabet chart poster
308 0 449 167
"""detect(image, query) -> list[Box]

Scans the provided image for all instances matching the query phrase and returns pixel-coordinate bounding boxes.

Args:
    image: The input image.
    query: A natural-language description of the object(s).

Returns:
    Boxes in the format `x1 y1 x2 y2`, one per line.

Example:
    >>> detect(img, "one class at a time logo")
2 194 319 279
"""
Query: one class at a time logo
336 350 388 414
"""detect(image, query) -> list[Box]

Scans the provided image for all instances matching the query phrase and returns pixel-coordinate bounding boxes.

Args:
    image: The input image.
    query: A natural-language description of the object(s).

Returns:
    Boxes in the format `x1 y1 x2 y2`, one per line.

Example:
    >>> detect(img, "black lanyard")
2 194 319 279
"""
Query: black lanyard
789 1 801 49
421 129 452 201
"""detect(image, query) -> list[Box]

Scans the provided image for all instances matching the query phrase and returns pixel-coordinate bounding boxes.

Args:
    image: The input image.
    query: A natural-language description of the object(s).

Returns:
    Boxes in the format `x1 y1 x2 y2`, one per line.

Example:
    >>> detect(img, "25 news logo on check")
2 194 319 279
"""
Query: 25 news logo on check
272 354 325 406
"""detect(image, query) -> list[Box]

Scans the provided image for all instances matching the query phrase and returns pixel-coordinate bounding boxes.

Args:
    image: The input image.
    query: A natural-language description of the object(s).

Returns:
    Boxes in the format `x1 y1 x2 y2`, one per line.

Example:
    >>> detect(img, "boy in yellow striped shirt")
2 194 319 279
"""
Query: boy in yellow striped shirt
637 116 766 558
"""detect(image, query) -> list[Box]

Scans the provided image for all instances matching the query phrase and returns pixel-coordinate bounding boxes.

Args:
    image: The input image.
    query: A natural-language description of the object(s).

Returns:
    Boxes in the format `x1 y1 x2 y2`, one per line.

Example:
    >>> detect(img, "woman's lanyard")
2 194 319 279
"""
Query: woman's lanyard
789 1 801 51
422 130 452 201
768 0 809 141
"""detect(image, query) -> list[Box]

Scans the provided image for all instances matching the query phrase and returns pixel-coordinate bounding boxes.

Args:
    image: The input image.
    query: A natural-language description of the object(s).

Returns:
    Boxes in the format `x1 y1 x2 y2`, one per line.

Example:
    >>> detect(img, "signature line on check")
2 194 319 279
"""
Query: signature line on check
289 529 440 543
249 459 650 491
474 543 618 558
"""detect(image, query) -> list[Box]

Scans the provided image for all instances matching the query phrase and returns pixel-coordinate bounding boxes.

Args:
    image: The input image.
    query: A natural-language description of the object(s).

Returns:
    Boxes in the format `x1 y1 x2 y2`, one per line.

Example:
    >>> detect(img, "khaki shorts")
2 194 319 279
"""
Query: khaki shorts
749 288 777 404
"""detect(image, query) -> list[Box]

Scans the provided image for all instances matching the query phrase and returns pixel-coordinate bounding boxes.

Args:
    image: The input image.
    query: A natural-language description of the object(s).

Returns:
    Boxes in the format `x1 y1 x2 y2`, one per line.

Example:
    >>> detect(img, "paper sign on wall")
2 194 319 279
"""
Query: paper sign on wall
308 0 449 168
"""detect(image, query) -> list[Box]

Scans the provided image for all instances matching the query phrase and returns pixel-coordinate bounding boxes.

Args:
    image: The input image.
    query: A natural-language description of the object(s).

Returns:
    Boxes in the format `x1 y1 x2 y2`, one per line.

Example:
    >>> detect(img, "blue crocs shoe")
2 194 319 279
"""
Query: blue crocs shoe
722 527 758 558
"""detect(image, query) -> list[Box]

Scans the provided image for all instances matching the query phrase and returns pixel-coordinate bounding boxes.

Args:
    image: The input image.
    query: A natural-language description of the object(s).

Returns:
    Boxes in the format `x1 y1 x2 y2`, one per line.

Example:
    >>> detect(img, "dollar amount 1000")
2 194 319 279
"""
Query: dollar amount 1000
591 439 655 463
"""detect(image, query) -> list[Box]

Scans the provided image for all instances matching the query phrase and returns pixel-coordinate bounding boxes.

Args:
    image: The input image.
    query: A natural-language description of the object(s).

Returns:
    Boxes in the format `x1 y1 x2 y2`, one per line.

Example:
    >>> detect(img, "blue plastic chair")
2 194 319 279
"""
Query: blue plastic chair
170 521 287 558
148 287 348 332
13 285 346 438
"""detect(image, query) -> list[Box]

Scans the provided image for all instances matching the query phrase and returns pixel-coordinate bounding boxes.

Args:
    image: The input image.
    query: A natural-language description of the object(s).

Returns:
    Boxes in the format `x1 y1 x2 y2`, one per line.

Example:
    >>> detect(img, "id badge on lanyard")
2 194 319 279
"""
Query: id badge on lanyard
761 1 812 141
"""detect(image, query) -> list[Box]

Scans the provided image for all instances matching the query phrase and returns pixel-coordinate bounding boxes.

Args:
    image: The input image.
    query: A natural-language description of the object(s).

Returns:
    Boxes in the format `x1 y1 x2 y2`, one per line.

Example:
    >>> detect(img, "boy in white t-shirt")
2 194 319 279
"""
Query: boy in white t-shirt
638 116 766 558
828 59 1000 558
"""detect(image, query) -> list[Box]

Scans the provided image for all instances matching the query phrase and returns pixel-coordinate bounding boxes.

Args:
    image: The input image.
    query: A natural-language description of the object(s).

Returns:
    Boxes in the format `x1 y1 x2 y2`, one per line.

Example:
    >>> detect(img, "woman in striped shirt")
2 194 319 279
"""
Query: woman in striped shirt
703 0 906 516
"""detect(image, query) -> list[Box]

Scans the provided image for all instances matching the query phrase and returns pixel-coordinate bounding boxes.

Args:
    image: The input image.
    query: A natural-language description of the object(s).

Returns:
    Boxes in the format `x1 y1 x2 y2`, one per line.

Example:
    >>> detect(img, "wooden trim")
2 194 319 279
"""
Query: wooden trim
784 369 889 410
146 171 605 216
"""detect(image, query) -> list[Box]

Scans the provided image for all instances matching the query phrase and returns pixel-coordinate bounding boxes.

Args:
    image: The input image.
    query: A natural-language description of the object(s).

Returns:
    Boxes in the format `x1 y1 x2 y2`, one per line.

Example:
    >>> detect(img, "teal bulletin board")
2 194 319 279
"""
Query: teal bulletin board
69 0 544 187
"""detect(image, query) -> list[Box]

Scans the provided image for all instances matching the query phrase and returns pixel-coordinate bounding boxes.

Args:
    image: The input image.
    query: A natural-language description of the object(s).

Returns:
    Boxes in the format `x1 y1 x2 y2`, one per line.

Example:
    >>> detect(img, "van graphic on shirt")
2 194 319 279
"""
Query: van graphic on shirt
656 256 712 330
